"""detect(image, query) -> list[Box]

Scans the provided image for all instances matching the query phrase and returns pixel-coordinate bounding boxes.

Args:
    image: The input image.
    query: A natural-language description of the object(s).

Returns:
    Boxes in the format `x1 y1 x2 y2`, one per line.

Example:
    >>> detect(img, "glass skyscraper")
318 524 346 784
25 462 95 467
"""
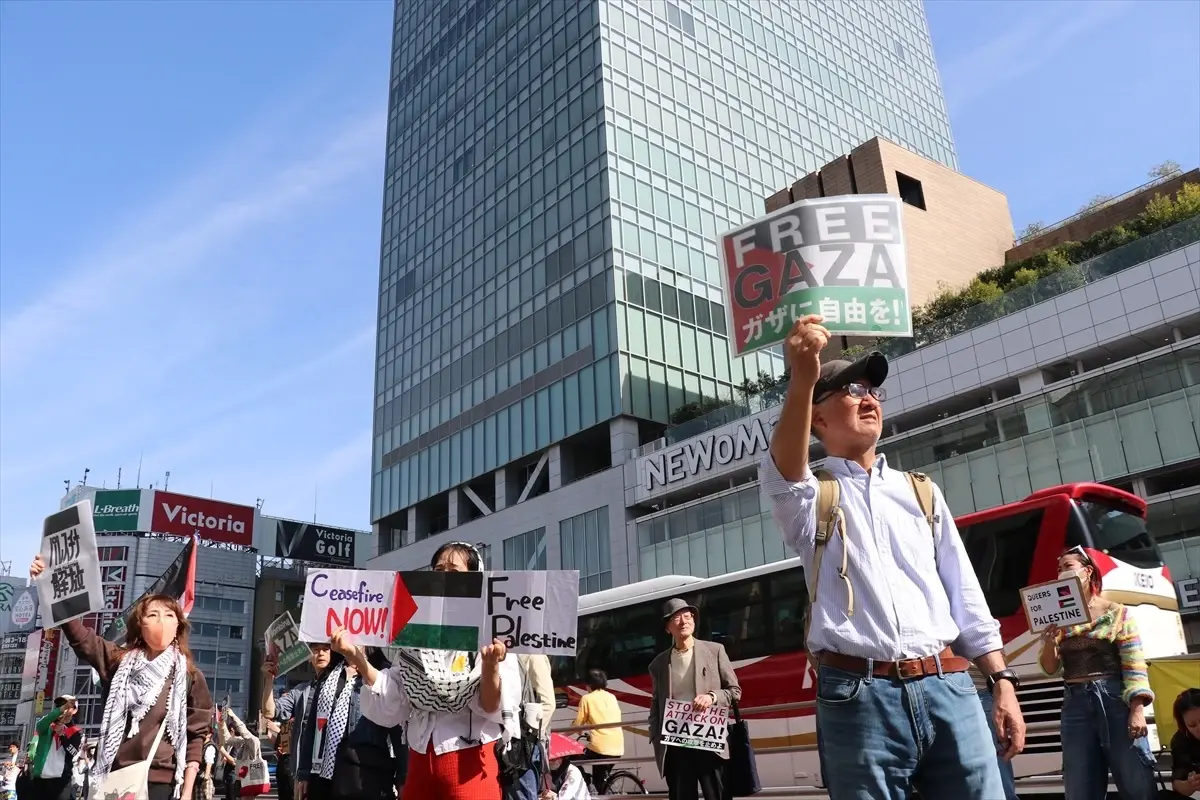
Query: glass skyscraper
371 0 956 549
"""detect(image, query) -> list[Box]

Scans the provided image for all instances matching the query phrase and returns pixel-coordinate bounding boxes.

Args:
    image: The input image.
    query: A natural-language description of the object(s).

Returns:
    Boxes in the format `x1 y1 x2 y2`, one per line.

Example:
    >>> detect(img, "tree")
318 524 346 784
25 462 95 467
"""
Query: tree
1149 160 1182 180
1077 194 1114 214
1017 221 1046 240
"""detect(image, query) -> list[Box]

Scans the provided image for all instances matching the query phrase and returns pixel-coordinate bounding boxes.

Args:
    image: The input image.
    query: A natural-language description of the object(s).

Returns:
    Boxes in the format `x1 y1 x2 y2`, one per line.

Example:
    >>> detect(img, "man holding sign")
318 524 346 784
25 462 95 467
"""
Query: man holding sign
760 316 1024 799
646 598 740 800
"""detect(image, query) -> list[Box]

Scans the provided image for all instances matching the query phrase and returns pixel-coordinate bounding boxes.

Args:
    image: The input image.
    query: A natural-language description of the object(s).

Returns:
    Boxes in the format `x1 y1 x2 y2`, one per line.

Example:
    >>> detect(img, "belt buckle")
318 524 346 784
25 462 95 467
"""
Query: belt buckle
893 658 924 681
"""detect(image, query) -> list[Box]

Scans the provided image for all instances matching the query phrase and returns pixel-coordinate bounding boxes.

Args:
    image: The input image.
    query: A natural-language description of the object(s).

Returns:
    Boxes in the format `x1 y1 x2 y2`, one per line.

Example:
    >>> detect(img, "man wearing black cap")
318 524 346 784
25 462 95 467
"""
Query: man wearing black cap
759 315 1025 799
646 597 740 800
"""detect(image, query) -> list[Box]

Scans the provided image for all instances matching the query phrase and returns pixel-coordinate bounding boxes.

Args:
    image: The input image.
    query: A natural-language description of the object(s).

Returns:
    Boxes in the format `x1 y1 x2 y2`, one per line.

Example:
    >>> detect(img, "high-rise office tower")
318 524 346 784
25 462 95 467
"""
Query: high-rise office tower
371 0 956 577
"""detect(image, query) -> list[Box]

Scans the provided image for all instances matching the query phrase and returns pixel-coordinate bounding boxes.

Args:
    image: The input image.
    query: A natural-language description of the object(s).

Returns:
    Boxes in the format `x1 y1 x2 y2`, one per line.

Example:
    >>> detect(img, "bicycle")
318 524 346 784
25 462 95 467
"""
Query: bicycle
586 767 647 796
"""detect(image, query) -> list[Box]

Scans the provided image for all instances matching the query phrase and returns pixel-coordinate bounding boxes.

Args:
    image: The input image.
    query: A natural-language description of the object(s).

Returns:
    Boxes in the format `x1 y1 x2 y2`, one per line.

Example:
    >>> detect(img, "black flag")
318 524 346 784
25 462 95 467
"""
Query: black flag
102 535 197 643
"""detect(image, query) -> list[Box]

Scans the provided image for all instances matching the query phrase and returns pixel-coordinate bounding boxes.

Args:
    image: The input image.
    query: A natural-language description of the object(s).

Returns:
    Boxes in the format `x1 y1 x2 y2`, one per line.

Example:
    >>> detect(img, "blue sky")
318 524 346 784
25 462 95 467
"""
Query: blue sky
1 0 1197 574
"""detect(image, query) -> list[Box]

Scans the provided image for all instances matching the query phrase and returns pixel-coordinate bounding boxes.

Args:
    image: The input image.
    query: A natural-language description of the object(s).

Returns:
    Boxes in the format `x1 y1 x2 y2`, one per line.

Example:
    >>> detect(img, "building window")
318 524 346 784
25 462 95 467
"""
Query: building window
193 623 244 639
275 591 283 602
97 547 128 561
195 596 247 614
666 1 696 36
477 543 493 570
207 678 242 694
193 650 244 667
896 172 926 210
560 507 613 595
504 529 547 570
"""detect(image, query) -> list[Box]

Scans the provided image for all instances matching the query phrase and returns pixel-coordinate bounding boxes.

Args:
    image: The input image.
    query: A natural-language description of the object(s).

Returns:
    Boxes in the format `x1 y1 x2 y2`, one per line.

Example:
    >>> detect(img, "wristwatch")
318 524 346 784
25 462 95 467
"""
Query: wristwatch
987 669 1020 694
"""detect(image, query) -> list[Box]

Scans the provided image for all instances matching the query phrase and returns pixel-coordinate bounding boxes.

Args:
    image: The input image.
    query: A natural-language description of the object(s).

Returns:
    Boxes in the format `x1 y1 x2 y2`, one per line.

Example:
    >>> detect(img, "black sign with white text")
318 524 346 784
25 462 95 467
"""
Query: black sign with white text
273 519 356 566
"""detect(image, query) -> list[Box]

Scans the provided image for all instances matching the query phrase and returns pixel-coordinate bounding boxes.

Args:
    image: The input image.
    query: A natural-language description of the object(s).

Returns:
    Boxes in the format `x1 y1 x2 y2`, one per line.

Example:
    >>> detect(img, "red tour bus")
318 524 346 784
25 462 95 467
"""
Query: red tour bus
553 482 1182 797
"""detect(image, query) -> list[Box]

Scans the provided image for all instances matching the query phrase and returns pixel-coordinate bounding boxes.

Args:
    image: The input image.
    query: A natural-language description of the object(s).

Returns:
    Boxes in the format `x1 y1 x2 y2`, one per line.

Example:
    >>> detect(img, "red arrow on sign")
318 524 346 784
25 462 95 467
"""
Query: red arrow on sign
388 573 418 644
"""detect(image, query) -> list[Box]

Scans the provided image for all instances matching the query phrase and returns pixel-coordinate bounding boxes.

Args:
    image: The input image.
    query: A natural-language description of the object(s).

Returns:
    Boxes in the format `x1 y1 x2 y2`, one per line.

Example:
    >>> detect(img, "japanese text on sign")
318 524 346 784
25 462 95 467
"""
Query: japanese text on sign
38 501 103 627
265 613 312 676
718 195 912 357
661 699 729 752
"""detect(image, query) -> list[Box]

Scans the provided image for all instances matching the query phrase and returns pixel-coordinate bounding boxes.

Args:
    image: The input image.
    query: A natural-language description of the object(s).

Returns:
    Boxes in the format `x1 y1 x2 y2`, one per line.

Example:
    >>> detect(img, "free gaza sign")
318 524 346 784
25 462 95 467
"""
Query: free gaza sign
151 490 254 546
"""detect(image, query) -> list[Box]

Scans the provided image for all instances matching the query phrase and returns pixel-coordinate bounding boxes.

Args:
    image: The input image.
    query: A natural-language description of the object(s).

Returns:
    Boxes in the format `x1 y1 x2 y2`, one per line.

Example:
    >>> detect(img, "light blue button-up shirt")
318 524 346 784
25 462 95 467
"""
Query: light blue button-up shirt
760 452 1002 662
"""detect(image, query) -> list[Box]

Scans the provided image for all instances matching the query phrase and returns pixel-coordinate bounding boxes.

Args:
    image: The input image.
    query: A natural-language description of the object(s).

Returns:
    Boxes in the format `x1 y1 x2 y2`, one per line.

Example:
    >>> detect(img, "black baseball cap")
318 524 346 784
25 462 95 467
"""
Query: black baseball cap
813 351 888 404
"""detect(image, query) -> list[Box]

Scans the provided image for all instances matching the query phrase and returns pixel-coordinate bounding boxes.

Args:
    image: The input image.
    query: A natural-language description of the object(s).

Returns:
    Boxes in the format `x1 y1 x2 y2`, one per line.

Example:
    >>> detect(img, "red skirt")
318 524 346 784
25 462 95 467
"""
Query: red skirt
402 743 501 800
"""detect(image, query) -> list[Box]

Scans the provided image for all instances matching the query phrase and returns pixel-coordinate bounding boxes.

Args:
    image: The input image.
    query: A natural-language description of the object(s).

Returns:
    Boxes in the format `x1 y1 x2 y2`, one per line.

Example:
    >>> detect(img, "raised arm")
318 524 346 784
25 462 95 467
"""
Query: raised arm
767 315 828 483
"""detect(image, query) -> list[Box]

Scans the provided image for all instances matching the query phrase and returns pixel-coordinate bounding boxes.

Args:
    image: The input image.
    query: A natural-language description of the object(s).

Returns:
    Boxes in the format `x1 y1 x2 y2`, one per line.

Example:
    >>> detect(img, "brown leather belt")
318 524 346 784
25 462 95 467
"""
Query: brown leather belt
819 648 970 680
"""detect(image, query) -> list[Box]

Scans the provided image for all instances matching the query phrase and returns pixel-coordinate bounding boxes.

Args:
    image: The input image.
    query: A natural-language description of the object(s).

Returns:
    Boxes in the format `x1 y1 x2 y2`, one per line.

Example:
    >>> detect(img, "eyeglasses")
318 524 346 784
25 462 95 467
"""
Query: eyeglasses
816 382 886 404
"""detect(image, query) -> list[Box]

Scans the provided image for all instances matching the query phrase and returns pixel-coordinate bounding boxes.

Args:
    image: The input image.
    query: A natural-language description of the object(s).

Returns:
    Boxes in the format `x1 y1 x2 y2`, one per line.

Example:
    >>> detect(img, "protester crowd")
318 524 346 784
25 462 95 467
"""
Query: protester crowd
4 318 1195 800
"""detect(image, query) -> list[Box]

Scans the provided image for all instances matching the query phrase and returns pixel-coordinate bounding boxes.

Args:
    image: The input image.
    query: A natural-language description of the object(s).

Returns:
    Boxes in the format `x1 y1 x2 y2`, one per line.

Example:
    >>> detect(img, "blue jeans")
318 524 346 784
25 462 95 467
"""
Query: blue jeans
815 665 1004 799
978 689 1019 800
1061 678 1157 800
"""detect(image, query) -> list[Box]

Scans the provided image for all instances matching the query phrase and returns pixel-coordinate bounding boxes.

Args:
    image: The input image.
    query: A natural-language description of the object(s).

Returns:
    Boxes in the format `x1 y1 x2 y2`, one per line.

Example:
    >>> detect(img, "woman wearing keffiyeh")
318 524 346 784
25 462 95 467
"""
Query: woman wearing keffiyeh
331 542 522 800
30 556 213 800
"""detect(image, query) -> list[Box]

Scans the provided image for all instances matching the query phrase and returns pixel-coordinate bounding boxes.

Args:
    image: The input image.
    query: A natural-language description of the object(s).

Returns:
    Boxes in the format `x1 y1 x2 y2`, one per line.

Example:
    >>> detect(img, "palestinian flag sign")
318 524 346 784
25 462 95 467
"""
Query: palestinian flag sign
102 534 198 644
390 571 484 651
299 567 579 656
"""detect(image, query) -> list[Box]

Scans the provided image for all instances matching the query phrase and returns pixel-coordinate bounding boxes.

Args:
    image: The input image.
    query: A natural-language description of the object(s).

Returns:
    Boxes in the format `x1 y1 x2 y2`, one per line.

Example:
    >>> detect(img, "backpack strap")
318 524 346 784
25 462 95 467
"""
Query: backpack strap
804 470 853 661
906 471 938 567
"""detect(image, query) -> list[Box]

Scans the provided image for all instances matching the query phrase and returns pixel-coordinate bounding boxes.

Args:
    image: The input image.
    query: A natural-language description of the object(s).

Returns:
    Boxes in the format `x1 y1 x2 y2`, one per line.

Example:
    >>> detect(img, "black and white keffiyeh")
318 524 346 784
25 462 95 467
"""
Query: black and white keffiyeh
93 646 189 798
394 648 480 714
311 664 354 780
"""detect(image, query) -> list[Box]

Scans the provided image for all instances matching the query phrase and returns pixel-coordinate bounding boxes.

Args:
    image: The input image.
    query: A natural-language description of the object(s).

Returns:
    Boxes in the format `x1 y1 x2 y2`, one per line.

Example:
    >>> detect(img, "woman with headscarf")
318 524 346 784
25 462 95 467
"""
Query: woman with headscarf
30 556 213 800
330 541 521 800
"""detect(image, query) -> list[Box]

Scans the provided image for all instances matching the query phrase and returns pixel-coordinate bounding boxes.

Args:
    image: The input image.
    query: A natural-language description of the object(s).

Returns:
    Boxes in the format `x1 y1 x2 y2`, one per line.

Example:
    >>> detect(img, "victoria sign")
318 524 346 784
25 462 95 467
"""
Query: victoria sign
151 490 254 546
271 518 356 566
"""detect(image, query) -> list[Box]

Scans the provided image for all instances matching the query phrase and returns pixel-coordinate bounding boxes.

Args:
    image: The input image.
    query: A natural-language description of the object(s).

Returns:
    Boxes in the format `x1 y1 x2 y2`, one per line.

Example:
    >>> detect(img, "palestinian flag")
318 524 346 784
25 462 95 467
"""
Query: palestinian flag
102 534 198 644
391 571 484 651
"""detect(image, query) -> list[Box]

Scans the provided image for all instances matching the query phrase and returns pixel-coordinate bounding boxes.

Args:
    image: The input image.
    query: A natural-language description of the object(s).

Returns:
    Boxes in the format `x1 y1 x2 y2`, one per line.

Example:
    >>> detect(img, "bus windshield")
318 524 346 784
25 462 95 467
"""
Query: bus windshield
1076 500 1162 569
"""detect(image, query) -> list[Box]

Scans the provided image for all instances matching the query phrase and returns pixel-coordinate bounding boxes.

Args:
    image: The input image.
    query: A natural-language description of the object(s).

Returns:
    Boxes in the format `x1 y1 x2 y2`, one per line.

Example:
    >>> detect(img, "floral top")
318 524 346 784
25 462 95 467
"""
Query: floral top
1041 603 1153 705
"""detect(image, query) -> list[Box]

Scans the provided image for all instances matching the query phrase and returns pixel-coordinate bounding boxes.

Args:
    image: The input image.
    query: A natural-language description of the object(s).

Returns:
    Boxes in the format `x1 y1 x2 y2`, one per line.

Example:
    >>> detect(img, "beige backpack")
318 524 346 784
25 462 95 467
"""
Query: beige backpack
803 470 936 660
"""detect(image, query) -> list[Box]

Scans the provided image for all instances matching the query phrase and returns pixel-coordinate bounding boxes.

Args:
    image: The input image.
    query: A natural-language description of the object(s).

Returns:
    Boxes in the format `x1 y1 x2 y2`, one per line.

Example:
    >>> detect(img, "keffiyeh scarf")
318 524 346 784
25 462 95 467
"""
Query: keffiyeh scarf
394 648 481 714
94 646 189 798
310 664 354 780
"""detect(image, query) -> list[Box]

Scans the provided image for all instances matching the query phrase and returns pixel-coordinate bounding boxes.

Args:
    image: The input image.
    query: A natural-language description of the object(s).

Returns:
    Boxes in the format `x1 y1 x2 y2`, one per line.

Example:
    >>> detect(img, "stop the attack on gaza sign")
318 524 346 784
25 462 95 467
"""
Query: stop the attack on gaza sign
719 195 912 357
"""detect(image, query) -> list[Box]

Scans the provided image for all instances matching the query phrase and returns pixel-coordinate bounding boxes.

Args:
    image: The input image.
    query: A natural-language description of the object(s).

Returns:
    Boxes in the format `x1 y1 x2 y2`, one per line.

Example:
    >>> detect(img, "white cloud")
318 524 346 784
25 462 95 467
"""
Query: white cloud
0 110 384 373
941 0 1134 110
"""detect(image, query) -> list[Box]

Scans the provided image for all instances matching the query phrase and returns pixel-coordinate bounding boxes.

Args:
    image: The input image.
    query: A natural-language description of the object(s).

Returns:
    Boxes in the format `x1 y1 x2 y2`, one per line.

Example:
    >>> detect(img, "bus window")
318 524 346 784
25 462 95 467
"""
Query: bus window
693 580 767 661
768 568 807 653
959 509 1042 618
1077 501 1161 569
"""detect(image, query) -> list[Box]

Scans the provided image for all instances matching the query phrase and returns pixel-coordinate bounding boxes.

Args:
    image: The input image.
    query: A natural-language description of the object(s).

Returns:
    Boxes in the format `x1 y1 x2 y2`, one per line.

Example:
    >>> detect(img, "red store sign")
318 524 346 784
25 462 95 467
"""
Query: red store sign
151 490 254 546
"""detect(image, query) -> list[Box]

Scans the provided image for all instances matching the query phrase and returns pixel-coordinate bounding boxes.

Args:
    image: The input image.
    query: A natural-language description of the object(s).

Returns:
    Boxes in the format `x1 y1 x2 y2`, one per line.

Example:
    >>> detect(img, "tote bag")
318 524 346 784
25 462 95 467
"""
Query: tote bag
90 712 169 800
234 732 268 798
725 700 760 797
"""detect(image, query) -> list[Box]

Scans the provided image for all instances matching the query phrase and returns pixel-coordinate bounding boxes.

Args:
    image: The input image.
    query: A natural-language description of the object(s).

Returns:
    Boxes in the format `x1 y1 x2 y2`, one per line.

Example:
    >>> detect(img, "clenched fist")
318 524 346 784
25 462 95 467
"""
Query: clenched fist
783 314 830 387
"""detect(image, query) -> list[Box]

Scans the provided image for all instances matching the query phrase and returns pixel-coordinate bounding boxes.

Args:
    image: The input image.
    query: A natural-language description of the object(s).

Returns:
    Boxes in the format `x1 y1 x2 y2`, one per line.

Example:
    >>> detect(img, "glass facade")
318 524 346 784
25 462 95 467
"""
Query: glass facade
880 344 1200 516
504 528 548 570
372 0 957 528
560 506 613 594
639 343 1200 578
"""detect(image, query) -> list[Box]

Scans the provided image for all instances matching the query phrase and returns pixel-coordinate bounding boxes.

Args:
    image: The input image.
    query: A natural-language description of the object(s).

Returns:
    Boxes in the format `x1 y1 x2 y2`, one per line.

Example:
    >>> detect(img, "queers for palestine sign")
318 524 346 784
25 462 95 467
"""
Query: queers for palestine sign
719 194 911 356
298 568 579 656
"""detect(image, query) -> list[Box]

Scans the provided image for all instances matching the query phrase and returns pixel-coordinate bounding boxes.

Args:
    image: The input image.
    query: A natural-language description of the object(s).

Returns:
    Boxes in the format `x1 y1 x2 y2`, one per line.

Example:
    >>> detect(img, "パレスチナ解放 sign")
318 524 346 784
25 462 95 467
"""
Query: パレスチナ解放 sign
719 194 911 357
298 568 579 656
37 501 103 626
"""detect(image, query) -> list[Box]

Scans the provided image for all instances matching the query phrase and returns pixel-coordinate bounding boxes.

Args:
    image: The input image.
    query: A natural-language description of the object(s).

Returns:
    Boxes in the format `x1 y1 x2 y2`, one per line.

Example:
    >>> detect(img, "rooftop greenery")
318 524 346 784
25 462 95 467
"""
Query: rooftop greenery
668 181 1200 430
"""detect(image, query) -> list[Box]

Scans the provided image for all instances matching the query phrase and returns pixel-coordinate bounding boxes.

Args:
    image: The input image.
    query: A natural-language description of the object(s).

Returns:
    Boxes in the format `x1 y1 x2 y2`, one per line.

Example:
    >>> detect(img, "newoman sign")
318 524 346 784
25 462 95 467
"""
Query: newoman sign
637 409 779 499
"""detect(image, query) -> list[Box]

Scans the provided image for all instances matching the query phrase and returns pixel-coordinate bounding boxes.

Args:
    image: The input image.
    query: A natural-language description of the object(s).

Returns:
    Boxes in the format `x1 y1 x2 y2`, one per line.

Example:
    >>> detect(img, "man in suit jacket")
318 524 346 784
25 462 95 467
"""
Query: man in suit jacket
648 598 742 800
